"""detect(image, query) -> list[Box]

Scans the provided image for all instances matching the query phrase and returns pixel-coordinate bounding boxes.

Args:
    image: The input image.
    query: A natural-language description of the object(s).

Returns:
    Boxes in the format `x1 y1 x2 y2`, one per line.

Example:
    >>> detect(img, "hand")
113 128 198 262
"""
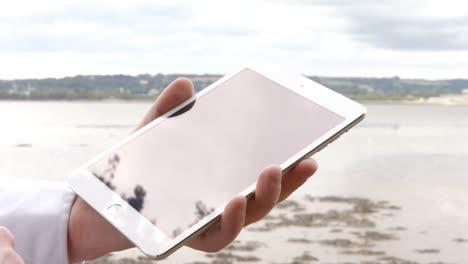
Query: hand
67 78 318 261
0 227 25 264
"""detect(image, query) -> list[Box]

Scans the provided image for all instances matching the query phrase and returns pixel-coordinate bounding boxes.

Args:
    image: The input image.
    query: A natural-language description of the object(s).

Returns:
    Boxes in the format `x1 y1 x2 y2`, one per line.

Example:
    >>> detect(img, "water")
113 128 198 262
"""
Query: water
0 101 147 181
1 101 467 263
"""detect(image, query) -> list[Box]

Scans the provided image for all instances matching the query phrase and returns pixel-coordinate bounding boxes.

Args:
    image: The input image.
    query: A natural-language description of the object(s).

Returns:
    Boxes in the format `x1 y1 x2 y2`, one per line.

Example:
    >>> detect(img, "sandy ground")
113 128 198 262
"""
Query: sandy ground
87 195 467 264
3 102 467 263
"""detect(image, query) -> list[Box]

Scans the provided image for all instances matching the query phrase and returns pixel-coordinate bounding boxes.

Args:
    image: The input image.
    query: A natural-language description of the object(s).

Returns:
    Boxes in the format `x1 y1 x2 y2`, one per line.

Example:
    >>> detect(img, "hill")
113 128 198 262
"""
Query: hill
0 74 467 101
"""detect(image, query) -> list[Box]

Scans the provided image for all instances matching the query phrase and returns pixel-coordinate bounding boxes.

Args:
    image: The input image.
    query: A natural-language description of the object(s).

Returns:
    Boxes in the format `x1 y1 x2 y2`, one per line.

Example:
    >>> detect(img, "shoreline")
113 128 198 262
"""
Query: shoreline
2 102 467 263
1 98 468 105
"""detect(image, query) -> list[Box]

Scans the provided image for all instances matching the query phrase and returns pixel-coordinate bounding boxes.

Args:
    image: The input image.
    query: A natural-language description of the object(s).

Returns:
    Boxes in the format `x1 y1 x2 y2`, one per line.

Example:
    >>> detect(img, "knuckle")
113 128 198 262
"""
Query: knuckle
206 244 223 253
0 227 12 237
1 248 23 263
254 205 271 221
245 207 266 226
0 227 15 245
2 248 14 256
249 214 263 225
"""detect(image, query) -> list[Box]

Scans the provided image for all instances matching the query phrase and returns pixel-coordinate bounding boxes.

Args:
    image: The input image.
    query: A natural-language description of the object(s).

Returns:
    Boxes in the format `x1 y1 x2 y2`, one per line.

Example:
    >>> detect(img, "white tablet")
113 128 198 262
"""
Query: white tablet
67 67 366 259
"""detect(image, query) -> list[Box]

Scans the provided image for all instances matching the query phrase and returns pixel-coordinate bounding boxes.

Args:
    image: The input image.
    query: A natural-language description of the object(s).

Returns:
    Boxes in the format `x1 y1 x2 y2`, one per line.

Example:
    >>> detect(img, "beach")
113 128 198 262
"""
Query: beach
89 195 468 263
1 102 467 263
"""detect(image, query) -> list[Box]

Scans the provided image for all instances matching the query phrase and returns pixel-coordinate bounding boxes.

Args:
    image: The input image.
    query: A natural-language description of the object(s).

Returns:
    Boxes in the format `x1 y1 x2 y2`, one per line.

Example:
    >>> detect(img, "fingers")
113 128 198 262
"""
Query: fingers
135 78 195 131
244 159 317 226
278 159 318 203
0 227 15 248
244 166 282 226
0 227 24 264
187 160 317 252
187 196 247 252
130 76 318 253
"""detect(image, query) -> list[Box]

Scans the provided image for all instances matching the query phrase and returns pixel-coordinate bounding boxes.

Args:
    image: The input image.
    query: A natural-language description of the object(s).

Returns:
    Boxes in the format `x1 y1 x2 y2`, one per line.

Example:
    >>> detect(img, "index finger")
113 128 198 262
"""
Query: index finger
134 78 195 131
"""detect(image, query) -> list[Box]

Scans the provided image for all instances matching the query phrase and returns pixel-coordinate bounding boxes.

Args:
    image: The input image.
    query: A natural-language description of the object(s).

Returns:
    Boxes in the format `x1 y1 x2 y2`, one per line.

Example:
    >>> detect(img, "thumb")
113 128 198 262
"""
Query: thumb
135 78 195 131
0 227 15 248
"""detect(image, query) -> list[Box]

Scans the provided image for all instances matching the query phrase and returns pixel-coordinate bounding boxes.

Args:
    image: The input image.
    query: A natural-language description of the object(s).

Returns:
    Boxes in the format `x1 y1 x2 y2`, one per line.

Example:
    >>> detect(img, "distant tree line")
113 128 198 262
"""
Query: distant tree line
310 76 468 100
0 73 466 101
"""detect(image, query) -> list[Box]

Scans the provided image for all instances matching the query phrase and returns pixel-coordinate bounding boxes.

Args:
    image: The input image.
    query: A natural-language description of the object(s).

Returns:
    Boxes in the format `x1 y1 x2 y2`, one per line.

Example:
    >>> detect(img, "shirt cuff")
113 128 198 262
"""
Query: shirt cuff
0 180 76 264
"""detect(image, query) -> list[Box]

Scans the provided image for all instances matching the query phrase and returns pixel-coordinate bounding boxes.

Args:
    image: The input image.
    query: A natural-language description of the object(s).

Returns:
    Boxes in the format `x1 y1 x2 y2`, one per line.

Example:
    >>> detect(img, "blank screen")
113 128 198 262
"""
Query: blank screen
89 68 344 238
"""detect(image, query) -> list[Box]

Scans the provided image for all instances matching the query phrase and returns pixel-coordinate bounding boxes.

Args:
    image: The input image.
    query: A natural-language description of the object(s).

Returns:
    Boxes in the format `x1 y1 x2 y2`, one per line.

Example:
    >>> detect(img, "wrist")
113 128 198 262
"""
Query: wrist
67 197 133 262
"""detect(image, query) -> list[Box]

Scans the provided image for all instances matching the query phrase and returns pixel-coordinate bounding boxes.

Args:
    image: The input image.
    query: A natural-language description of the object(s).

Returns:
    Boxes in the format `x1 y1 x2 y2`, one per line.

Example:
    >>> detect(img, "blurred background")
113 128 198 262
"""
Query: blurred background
1 1 467 263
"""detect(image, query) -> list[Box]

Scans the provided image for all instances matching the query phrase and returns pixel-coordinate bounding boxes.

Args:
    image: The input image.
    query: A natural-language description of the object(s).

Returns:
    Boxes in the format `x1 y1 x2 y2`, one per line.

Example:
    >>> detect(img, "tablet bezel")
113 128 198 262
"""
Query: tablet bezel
67 66 366 259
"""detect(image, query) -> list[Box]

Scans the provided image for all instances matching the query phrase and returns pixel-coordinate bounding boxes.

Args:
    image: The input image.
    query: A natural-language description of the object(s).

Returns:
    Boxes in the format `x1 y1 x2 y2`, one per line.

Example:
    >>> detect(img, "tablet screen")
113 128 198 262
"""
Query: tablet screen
88 68 344 238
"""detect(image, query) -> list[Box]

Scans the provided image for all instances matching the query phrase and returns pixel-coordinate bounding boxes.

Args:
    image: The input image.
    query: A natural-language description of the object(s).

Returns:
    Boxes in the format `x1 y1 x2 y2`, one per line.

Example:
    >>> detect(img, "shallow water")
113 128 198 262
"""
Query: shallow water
1 101 467 263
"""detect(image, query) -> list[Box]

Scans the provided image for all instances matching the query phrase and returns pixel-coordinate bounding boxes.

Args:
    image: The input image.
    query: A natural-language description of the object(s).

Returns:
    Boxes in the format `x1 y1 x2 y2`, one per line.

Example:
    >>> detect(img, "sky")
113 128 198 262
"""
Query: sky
0 0 467 79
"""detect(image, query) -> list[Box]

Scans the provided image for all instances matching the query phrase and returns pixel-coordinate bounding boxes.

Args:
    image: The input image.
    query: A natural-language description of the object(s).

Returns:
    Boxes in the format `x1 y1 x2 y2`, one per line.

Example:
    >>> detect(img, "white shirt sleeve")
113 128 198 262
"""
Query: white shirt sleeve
0 179 76 264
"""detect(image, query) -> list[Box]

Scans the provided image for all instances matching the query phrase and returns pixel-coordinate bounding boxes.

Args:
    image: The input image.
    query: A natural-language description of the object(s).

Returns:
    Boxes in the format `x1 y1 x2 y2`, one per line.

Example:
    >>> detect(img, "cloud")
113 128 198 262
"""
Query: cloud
193 24 257 37
0 1 190 25
286 0 468 51
344 10 468 51
0 1 262 54
0 1 192 53
1 0 468 79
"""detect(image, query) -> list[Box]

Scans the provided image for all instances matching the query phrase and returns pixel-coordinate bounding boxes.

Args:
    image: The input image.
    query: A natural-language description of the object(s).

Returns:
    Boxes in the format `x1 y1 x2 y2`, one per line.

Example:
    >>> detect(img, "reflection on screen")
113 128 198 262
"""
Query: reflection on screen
89 69 344 238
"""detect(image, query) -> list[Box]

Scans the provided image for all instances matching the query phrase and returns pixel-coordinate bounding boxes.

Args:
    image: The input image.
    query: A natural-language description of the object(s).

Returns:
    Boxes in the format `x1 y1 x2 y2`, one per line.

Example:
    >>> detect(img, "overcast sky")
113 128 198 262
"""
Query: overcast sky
1 0 467 79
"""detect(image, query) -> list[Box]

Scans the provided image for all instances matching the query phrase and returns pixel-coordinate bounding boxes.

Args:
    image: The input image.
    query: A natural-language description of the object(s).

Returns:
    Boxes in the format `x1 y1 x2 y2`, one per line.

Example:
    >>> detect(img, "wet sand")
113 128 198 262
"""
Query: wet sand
88 195 467 264
2 103 467 263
